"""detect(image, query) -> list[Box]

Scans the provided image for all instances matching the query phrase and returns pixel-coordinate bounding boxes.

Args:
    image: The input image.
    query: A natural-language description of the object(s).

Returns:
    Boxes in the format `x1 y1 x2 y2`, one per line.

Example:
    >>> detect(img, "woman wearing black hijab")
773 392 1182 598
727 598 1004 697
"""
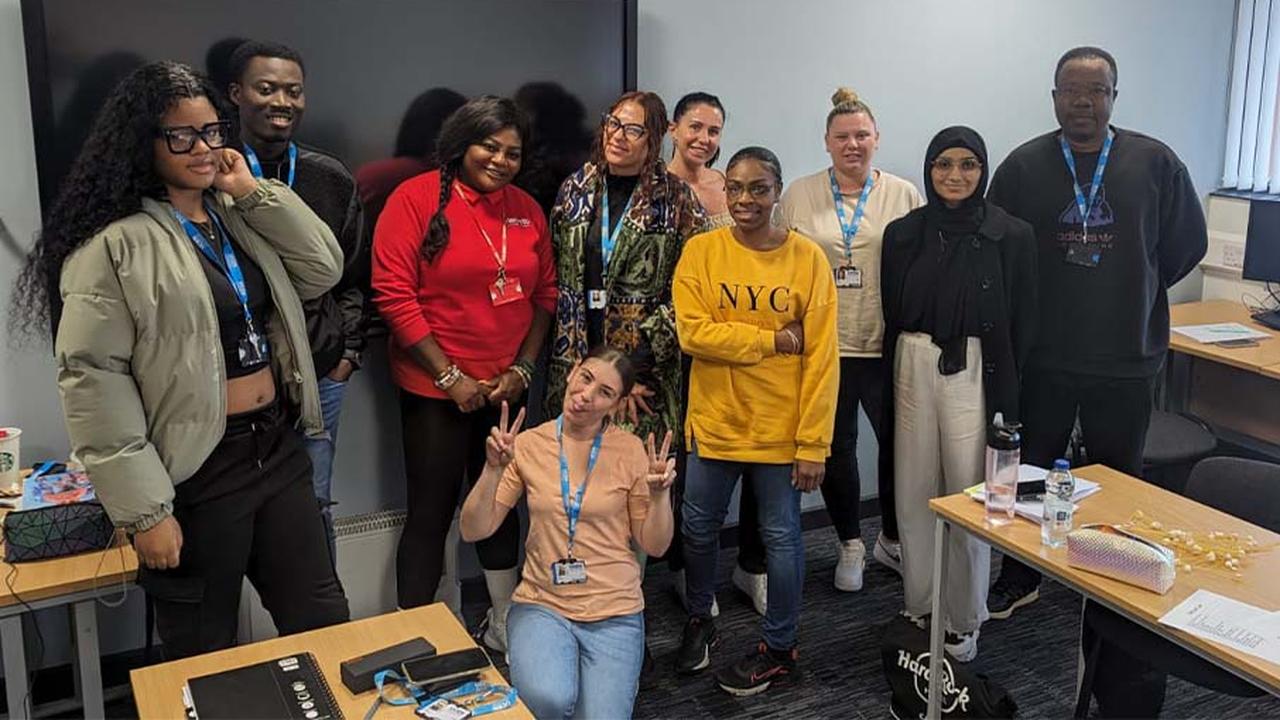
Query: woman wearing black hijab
880 126 1037 662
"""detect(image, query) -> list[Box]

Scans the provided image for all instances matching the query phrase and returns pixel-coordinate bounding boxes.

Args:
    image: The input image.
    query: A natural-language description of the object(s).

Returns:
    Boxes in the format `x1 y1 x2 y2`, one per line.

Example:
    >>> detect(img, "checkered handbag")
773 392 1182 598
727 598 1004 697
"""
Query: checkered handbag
2 501 114 562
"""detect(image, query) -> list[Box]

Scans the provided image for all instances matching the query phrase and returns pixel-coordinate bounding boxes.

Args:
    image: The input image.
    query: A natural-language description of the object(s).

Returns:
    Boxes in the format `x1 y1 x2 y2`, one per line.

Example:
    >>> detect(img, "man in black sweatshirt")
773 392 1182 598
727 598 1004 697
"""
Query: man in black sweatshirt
985 47 1206 620
226 40 368 562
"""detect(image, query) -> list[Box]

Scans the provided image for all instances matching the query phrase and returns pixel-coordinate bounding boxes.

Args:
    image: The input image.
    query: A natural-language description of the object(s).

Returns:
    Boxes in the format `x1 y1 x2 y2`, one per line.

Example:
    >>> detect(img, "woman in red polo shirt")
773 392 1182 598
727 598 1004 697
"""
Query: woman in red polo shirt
372 96 556 652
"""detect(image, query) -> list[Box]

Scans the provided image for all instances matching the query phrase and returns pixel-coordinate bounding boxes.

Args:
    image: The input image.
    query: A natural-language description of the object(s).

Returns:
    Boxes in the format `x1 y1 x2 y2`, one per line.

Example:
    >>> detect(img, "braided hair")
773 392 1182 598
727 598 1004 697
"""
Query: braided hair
421 96 530 262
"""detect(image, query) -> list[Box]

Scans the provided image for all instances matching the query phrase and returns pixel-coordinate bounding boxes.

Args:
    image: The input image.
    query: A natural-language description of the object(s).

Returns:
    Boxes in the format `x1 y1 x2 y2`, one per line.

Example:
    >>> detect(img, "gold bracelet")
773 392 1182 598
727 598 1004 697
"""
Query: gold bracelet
782 327 801 354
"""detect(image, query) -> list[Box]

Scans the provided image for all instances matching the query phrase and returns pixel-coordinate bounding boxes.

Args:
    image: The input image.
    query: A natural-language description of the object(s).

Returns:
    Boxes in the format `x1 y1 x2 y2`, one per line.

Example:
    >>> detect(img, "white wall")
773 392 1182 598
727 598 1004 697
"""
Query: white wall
640 0 1237 501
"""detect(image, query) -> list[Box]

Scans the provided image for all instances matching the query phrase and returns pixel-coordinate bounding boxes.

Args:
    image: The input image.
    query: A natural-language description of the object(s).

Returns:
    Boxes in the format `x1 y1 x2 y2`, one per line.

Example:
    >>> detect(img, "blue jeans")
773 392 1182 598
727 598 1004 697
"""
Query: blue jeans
682 445 804 650
303 376 347 564
507 603 644 719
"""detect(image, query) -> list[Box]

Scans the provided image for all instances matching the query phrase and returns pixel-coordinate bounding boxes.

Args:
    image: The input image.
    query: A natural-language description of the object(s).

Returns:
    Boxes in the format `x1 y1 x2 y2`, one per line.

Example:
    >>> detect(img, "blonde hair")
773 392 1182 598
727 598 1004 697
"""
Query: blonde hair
826 86 876 130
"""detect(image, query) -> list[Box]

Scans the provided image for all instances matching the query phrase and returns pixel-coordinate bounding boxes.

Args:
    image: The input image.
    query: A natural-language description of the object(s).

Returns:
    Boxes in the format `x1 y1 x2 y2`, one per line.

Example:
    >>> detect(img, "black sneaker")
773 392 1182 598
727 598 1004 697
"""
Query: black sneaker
715 642 797 696
987 578 1039 620
675 616 718 675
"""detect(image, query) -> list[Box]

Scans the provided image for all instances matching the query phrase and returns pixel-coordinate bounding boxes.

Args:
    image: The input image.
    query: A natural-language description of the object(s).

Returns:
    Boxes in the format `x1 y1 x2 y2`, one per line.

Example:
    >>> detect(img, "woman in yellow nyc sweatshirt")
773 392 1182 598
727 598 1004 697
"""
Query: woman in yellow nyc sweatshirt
672 146 837 696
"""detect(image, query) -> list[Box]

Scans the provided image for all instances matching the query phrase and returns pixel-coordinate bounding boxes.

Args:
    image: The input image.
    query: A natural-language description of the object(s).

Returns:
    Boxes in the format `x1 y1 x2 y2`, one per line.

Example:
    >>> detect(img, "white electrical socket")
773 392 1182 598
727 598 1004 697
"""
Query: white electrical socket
1223 241 1246 269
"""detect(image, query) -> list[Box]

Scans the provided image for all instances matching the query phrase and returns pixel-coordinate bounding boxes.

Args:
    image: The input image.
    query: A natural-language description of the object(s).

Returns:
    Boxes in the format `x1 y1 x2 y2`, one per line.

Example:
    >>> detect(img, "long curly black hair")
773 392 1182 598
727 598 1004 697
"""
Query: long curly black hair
11 61 223 341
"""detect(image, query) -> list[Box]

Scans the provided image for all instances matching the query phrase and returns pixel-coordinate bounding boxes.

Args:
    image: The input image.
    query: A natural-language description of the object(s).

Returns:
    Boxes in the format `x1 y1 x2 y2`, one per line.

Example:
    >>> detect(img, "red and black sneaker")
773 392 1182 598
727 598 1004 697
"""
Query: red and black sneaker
714 642 798 696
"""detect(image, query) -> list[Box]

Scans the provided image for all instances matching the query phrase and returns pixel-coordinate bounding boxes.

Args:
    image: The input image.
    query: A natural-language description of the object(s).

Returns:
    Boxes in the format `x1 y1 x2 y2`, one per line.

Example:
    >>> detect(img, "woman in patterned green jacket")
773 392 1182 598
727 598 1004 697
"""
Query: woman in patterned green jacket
546 91 706 445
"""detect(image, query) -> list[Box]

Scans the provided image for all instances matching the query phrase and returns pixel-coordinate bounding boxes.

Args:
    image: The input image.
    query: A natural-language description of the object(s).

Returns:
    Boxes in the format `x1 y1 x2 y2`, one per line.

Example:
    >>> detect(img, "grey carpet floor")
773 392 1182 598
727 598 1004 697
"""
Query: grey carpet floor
629 521 1280 720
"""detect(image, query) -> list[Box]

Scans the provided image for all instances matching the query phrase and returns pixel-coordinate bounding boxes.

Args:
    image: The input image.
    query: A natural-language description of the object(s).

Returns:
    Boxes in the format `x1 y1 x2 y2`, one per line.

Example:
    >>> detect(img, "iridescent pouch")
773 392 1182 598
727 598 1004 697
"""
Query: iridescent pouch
1066 523 1177 594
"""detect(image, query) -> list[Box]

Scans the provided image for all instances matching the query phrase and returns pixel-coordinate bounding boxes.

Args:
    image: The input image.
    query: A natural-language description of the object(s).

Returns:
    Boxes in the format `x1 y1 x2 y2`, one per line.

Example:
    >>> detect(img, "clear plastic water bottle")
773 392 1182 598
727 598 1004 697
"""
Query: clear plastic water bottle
984 413 1020 526
1041 459 1076 547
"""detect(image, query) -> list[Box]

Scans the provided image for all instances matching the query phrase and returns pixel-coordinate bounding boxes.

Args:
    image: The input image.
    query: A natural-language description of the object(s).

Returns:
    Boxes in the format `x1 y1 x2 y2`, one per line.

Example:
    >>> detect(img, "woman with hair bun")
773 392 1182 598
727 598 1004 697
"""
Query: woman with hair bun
778 87 922 594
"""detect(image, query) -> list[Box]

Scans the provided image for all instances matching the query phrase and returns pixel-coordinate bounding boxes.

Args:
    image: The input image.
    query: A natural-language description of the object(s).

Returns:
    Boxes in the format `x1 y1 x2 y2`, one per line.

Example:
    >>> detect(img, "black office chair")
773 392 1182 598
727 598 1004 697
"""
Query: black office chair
1074 456 1280 718
1141 410 1217 494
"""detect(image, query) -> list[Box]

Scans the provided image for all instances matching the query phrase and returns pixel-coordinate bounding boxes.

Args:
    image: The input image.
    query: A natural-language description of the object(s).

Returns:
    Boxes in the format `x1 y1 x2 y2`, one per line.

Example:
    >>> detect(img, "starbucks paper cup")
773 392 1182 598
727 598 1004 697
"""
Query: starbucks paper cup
0 428 19 490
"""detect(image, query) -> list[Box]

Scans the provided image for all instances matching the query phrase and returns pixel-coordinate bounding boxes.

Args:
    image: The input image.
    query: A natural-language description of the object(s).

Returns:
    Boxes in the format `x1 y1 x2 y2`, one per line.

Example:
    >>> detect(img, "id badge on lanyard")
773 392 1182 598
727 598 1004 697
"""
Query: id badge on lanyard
456 184 526 306
829 168 873 290
174 204 269 365
554 416 603 585
1059 130 1113 268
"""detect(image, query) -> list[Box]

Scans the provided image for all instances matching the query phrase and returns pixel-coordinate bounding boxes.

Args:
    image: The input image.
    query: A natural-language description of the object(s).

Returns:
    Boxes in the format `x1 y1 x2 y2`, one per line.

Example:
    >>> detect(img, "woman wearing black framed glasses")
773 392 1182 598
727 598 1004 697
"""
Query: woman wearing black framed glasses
545 91 705 460
13 61 348 659
544 91 705 674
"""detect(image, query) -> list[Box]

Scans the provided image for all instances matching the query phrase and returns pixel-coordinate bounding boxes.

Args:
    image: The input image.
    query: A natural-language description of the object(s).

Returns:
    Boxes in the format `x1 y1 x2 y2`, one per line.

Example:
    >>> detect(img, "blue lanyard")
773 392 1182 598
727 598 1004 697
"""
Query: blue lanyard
1058 129 1113 238
556 416 603 557
828 168 874 262
173 203 259 331
373 669 426 707
29 461 57 482
425 681 518 716
600 179 635 277
243 142 297 187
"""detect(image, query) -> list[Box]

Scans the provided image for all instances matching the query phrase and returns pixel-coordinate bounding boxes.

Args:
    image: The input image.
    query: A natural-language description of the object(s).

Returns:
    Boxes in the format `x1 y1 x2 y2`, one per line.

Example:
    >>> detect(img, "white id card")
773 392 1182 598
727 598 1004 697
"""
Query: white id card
587 289 607 310
551 558 588 585
417 698 470 720
834 265 862 289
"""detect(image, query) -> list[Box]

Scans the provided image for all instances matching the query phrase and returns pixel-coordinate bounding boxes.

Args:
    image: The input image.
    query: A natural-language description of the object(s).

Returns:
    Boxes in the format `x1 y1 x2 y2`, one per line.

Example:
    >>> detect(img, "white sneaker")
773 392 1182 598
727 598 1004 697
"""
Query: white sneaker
873 532 903 576
480 606 508 654
944 627 980 663
672 568 718 617
834 538 865 592
731 566 767 616
901 610 928 631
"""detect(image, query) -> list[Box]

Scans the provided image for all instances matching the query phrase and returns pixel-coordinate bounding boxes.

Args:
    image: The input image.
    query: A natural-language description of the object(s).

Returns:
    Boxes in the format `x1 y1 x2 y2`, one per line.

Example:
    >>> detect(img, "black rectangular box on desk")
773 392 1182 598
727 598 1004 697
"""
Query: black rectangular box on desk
340 637 436 694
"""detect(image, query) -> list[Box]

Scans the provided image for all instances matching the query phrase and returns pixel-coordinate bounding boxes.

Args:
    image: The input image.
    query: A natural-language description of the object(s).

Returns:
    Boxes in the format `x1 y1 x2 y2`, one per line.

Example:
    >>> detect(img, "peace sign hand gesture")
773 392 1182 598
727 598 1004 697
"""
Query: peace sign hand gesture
484 401 526 470
644 431 676 495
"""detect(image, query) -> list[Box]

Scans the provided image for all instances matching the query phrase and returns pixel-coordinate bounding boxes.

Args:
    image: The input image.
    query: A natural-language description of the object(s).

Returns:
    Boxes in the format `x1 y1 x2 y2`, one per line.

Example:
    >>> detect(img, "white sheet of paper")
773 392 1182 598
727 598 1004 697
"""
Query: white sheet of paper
965 465 1101 524
1172 322 1271 344
1158 589 1280 665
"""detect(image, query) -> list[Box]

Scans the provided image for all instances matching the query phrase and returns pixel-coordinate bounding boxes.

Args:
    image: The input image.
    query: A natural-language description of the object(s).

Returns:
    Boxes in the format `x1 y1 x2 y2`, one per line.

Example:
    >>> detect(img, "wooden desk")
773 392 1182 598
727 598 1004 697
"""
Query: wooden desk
0 542 137 720
923 466 1280 717
130 604 531 719
1168 300 1280 446
1169 300 1280 372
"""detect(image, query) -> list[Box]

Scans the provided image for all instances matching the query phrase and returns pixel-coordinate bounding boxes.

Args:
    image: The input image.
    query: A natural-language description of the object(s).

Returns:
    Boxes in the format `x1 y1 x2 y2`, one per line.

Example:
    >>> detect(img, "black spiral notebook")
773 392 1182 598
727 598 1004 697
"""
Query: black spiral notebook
182 652 344 720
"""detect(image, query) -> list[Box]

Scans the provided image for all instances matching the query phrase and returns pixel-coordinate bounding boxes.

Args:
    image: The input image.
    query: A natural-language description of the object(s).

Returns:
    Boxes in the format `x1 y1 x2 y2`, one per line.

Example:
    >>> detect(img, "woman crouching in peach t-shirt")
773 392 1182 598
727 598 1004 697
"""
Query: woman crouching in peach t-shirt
461 345 675 719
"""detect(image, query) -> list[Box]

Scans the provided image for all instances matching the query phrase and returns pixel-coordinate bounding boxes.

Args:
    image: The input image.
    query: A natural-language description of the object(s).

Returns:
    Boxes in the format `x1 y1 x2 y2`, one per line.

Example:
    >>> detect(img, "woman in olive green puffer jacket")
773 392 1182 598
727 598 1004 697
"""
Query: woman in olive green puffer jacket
13 60 350 658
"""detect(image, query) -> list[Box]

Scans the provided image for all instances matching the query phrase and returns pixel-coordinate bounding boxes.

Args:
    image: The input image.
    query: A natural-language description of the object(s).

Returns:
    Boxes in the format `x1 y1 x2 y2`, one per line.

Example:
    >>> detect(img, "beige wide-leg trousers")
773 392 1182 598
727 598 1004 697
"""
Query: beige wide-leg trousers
893 332 990 632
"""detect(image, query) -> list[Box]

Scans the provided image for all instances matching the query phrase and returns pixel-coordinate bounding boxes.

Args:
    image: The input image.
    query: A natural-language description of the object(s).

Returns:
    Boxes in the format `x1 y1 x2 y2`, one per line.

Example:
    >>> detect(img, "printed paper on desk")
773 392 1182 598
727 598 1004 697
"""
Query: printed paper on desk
965 466 1101 524
1172 323 1271 345
1158 589 1280 665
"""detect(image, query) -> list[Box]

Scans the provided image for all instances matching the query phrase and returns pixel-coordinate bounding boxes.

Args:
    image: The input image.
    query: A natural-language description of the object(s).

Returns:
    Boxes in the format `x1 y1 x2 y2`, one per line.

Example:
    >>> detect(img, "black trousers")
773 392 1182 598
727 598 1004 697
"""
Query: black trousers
1081 601 1262 717
997 367 1155 589
138 403 350 660
397 392 520 608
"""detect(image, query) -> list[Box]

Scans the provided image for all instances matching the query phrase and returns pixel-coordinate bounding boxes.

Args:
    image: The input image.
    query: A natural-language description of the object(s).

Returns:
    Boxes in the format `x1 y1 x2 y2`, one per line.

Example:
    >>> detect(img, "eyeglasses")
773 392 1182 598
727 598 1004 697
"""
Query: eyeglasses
930 157 983 174
157 121 231 154
725 182 776 199
602 114 647 142
1054 84 1114 101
